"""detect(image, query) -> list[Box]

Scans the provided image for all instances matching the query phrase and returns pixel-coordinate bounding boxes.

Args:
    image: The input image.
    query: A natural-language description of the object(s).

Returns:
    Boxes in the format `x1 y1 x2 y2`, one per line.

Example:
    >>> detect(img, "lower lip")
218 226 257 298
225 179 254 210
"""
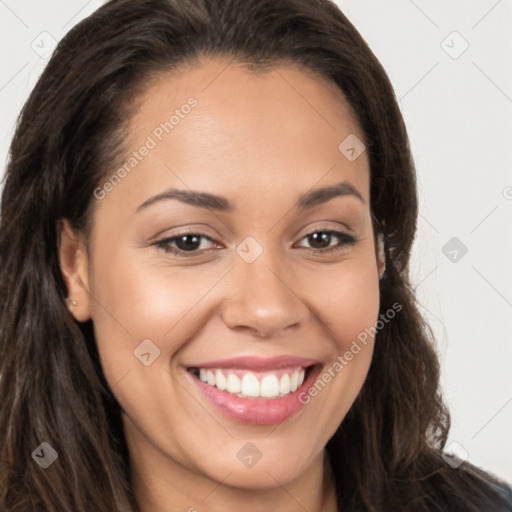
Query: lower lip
187 365 322 425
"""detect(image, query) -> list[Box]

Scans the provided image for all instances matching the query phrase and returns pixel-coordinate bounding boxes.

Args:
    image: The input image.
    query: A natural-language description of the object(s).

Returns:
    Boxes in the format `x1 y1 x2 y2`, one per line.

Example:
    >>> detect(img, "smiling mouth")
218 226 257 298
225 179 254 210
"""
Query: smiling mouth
187 365 315 399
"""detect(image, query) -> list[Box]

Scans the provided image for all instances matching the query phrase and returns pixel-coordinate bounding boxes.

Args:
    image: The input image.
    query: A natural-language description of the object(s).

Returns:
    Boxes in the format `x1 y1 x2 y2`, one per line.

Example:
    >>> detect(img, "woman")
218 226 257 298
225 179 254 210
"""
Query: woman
0 0 510 510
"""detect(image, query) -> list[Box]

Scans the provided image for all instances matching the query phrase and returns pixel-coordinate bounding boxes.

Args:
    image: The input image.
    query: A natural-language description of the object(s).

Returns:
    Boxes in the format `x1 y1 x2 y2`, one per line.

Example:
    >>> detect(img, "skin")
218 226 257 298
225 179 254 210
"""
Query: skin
59 57 385 512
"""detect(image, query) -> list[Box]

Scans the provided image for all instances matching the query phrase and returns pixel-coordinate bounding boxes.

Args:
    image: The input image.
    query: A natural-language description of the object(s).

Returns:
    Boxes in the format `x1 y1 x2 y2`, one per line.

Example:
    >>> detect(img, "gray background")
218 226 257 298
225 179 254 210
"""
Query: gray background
1 0 511 482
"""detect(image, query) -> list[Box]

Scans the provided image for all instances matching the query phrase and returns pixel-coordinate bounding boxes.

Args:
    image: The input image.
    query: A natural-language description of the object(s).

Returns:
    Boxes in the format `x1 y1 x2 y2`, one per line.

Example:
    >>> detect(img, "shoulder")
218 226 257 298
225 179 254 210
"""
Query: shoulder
455 462 512 511
407 454 512 512
489 476 512 511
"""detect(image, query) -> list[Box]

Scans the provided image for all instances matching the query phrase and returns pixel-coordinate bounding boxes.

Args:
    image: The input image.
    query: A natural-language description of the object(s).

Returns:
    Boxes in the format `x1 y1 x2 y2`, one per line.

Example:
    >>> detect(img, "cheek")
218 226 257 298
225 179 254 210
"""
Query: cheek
303 255 381 348
299 253 380 391
300 262 380 429
88 248 229 376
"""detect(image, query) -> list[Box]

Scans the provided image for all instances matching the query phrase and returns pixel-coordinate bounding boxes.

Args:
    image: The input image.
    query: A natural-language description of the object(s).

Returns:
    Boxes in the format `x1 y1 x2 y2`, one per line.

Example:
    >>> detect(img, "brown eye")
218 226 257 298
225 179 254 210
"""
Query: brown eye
154 233 217 256
174 234 202 251
296 230 357 253
307 232 333 249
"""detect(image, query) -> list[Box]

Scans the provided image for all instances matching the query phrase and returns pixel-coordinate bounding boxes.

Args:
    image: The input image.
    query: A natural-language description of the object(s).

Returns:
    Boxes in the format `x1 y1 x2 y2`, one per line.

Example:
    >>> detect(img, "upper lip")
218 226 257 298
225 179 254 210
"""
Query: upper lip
187 355 320 371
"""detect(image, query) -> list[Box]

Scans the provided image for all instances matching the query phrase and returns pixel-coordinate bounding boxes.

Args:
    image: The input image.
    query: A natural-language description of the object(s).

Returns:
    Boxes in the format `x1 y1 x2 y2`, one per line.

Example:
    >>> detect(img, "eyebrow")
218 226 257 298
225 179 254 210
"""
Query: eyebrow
135 180 365 213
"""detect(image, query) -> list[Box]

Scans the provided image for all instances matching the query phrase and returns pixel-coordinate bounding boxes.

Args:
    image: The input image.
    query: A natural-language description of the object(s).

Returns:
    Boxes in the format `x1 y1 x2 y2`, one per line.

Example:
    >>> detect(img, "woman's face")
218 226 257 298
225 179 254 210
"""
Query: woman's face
61 57 384 494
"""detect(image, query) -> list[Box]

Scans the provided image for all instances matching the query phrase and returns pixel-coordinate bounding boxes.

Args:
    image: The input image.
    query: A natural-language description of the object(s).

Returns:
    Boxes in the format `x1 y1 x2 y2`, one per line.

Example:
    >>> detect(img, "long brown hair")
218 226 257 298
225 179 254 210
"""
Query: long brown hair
0 1 509 510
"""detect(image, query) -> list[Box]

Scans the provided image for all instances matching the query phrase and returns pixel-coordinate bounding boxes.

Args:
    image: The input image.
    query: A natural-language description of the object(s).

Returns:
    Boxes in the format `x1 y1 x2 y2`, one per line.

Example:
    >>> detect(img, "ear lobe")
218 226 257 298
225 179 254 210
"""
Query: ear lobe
57 219 91 322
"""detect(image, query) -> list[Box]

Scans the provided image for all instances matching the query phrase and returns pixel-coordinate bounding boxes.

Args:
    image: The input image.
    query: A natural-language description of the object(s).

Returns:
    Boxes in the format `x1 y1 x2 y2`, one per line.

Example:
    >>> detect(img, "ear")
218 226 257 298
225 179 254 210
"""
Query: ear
376 232 386 280
57 219 91 322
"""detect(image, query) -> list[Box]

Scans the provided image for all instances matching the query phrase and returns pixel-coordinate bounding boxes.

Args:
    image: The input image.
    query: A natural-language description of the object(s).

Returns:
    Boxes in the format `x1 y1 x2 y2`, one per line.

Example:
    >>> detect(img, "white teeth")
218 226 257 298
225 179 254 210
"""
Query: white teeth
298 368 305 387
241 373 260 397
215 370 227 390
194 366 308 399
290 370 299 392
227 373 241 393
260 375 280 398
206 370 215 387
279 373 291 394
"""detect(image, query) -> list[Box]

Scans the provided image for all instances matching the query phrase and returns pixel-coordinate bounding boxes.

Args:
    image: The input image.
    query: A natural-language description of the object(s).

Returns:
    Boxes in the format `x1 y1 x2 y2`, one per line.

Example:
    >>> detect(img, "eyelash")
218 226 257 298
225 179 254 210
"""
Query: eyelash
153 229 358 257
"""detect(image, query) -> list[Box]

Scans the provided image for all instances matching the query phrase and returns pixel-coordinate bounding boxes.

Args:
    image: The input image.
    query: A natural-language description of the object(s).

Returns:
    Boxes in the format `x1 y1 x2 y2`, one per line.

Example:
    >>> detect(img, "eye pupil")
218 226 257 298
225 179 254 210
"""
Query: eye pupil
308 232 331 249
176 234 201 251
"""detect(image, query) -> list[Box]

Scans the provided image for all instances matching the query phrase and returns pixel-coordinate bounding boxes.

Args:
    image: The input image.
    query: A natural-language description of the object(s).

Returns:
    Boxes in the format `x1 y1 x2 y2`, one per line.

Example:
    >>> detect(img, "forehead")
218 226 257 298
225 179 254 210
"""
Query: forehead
97 56 370 217
130 56 363 142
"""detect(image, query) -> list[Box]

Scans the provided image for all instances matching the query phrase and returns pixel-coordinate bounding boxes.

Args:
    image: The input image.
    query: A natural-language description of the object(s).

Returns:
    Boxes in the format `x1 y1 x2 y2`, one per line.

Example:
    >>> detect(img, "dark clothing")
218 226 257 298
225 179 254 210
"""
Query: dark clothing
492 477 512 510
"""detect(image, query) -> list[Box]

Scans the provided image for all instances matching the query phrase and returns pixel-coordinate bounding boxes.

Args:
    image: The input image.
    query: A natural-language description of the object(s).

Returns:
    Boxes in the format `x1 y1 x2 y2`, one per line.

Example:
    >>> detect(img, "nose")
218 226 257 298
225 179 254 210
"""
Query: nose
220 252 310 339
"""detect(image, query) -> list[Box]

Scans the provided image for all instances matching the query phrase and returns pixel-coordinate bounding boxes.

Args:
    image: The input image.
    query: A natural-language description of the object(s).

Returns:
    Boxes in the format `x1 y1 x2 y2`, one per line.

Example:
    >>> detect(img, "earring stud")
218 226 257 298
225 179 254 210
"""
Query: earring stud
66 297 77 307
